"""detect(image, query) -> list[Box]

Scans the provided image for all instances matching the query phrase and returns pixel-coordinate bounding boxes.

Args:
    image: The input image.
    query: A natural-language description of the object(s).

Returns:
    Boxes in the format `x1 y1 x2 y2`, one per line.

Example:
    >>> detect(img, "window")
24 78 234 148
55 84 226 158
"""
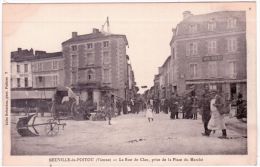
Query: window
17 65 20 73
103 51 110 64
208 62 217 77
87 43 93 49
189 24 197 33
209 84 217 90
227 18 237 29
189 64 198 78
186 42 198 56
229 61 237 78
103 41 109 48
24 64 28 73
86 53 94 65
17 78 20 88
38 63 43 72
71 45 77 51
227 38 237 52
103 69 110 82
52 61 58 70
71 55 78 67
208 21 216 31
87 70 95 81
208 40 217 54
52 75 58 86
24 77 28 87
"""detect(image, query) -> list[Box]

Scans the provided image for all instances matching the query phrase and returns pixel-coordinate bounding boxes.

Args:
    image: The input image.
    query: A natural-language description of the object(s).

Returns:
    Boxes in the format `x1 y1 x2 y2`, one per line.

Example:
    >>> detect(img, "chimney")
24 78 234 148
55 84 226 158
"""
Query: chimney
93 28 99 34
18 48 22 53
30 48 34 55
183 11 193 20
72 32 78 38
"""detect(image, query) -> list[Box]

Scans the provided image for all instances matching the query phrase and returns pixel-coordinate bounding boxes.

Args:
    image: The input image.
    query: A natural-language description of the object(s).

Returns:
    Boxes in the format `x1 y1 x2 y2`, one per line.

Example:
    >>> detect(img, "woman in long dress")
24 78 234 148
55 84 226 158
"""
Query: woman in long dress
207 92 227 138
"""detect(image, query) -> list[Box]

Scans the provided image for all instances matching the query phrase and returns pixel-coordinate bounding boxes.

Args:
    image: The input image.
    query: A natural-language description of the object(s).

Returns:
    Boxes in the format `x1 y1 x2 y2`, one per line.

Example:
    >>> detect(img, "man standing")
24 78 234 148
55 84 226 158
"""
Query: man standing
200 93 211 136
154 99 160 114
105 94 115 125
169 94 178 119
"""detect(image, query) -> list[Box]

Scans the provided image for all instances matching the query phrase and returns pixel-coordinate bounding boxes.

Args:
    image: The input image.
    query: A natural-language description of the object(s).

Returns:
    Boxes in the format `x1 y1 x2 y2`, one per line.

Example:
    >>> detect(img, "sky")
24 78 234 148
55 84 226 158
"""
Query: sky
3 3 255 93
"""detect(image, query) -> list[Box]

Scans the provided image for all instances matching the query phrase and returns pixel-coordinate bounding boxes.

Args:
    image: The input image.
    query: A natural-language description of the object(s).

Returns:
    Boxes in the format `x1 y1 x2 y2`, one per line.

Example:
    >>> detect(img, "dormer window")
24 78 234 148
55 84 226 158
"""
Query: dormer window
87 43 93 49
227 18 237 29
208 20 216 31
189 24 197 33
103 41 109 48
71 45 77 51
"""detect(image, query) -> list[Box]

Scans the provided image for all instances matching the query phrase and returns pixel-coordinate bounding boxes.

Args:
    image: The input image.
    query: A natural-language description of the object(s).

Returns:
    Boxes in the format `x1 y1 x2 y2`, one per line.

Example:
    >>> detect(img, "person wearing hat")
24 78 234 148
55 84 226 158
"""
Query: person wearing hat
199 93 211 136
206 90 228 139
104 94 115 125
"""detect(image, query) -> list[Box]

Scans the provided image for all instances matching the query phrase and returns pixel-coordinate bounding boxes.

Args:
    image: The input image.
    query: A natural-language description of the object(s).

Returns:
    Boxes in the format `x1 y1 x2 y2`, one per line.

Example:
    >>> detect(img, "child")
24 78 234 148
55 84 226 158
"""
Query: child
146 104 154 122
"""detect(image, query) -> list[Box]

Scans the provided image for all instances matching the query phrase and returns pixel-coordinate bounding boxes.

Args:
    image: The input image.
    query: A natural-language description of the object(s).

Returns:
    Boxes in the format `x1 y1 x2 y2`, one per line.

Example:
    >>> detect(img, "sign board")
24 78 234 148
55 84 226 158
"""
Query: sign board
202 55 223 62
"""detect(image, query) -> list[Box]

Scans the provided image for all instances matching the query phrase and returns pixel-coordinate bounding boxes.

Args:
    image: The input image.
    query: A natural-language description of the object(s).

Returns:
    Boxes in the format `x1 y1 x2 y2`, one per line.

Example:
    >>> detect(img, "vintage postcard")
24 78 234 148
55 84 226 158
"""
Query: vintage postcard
2 2 257 166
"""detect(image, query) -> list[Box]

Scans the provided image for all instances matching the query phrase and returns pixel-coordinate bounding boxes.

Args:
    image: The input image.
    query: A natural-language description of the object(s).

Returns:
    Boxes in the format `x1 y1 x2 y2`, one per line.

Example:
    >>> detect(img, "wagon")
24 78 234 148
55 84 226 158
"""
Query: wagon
16 114 66 137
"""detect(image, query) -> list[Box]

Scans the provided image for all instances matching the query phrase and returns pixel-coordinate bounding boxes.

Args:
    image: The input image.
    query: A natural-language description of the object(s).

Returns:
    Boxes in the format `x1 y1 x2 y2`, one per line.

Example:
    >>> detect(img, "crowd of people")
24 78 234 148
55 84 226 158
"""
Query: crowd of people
145 90 246 139
99 90 246 139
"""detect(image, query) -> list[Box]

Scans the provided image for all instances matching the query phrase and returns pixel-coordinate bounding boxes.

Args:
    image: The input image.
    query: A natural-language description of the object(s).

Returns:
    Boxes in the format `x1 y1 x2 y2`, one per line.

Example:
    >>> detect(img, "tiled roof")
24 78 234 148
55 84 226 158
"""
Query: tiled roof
62 32 128 45
11 51 63 62
181 11 245 23
33 52 63 60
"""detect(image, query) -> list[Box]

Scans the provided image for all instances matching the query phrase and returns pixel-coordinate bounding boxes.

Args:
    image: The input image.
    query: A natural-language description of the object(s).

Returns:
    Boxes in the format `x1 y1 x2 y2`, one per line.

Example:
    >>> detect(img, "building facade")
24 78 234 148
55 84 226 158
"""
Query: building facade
158 56 172 99
11 48 34 89
31 51 64 89
11 49 64 107
170 11 247 99
62 28 129 107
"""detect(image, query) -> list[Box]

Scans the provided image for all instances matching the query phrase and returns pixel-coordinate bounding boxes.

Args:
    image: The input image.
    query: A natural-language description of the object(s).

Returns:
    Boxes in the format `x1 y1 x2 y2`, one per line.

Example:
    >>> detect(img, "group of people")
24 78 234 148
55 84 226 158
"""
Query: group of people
99 95 147 125
200 90 229 139
146 89 232 139
99 90 242 139
147 94 200 120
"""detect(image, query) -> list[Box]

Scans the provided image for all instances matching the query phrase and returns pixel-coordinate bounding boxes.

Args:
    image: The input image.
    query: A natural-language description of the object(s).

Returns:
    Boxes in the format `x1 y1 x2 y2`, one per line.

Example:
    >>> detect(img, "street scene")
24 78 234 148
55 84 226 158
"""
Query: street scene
8 4 248 156
11 112 246 155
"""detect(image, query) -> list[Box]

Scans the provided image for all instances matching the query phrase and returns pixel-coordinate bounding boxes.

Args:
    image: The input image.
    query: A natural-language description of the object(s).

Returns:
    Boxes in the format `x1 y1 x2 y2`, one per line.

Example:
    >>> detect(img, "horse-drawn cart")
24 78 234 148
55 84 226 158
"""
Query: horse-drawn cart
16 86 91 137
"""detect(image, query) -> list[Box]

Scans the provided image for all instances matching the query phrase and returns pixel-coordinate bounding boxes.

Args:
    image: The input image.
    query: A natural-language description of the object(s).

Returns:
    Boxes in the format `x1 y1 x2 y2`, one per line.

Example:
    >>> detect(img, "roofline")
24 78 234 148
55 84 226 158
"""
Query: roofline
11 53 63 62
62 34 128 46
162 55 171 67
30 55 63 62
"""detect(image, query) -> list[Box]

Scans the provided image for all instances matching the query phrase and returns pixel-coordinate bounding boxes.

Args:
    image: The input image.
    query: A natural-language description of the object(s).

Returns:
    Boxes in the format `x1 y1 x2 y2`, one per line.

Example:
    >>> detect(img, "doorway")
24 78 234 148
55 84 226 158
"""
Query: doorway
230 83 237 100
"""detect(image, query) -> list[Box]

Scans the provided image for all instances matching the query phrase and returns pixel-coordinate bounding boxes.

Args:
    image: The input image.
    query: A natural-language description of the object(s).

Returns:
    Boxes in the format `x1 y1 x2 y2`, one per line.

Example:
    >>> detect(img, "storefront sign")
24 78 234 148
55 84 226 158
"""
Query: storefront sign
202 55 223 62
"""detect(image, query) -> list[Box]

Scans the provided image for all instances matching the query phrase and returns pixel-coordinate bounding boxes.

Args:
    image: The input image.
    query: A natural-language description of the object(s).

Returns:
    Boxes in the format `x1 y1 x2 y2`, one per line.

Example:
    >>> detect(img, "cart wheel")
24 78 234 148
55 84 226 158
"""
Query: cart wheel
45 119 59 136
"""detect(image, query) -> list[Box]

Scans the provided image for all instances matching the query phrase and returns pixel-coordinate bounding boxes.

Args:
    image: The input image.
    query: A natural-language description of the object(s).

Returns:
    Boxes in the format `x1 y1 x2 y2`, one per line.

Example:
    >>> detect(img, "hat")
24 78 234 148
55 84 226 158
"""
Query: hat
209 90 218 95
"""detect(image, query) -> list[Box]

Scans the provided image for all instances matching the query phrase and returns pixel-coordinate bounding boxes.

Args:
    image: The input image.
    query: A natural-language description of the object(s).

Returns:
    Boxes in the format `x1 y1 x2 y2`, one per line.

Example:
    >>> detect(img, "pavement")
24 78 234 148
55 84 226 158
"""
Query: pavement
11 111 247 155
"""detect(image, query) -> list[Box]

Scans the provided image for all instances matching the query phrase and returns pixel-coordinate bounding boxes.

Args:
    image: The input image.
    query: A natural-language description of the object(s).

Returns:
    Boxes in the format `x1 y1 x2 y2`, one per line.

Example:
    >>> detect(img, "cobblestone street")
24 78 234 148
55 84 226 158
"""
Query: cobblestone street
11 112 247 155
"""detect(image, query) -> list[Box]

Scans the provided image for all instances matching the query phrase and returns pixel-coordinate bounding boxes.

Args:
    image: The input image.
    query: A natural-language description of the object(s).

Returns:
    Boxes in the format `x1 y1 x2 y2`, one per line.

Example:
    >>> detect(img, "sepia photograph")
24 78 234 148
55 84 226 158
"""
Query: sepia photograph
2 2 257 166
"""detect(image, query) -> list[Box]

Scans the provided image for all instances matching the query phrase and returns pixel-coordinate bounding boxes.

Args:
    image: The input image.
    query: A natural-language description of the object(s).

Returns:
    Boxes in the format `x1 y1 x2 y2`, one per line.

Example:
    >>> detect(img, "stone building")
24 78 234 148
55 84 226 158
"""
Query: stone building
127 62 137 100
158 56 172 99
11 48 34 89
11 48 64 107
62 28 129 107
170 11 247 99
31 51 64 89
153 74 160 99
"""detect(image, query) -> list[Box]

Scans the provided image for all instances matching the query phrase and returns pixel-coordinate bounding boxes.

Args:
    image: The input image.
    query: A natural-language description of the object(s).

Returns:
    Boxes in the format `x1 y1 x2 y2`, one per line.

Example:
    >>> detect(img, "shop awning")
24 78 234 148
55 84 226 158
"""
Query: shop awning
11 90 54 100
